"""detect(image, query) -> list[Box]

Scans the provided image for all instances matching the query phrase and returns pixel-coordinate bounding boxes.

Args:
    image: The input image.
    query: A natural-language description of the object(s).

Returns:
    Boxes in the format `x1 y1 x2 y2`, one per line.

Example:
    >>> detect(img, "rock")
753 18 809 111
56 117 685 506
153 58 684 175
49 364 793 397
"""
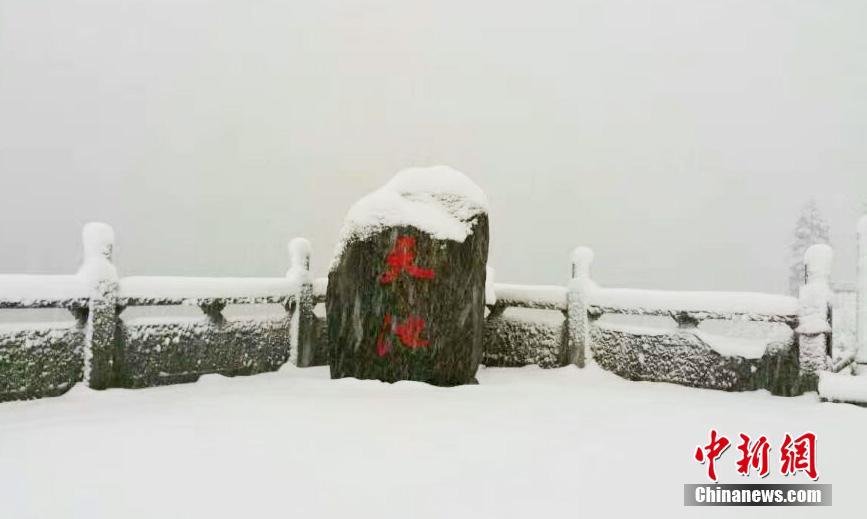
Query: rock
327 166 489 386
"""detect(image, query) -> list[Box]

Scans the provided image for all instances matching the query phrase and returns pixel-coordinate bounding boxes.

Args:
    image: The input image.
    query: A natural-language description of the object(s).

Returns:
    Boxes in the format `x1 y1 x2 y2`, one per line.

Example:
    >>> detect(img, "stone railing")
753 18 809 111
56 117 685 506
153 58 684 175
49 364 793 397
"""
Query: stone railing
481 245 836 396
0 223 316 402
311 242 833 397
0 220 854 403
482 275 571 369
818 215 867 406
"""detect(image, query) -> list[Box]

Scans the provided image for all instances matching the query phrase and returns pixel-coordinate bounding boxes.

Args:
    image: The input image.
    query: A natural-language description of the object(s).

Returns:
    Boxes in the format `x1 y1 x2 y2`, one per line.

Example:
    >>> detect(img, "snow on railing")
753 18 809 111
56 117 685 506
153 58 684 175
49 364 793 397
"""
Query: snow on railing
819 371 867 406
490 283 568 311
119 238 311 308
119 277 301 306
0 274 89 309
586 287 798 324
485 250 796 323
480 241 835 394
0 222 317 401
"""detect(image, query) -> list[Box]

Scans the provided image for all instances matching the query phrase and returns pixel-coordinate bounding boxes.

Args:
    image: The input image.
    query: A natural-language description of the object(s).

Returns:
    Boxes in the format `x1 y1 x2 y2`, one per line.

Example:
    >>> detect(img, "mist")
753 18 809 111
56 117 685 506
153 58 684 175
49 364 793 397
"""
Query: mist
1 0 865 293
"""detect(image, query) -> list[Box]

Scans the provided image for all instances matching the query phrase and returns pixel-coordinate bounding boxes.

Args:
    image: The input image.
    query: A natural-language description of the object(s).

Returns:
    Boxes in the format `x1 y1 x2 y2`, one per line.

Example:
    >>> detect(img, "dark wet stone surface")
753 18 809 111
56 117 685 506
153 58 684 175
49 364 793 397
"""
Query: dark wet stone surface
327 216 488 386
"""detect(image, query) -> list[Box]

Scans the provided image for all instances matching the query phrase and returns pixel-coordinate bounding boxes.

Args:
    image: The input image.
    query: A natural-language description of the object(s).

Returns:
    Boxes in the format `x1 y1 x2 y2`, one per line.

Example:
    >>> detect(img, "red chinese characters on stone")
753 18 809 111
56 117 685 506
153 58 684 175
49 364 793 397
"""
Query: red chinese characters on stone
379 236 435 284
376 235 436 357
375 314 394 357
781 432 818 480
736 434 770 478
375 314 431 357
394 316 429 349
694 429 731 482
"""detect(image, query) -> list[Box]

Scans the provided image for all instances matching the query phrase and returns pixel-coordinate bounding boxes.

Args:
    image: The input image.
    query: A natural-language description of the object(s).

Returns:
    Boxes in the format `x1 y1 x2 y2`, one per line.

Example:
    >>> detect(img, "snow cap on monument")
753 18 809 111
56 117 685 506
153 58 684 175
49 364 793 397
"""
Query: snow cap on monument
327 165 489 386
331 165 488 270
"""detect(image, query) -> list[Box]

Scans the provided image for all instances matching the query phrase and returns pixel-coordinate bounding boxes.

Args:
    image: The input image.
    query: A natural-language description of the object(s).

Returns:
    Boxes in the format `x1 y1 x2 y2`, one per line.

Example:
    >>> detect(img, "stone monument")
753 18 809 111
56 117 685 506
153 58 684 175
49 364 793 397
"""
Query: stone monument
327 166 489 386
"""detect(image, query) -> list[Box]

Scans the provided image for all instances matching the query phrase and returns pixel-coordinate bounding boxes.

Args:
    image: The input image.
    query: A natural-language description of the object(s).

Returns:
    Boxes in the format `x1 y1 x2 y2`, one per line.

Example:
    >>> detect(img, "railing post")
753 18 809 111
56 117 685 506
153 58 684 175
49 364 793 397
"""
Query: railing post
857 216 867 367
78 222 119 389
566 247 594 368
287 237 315 367
796 244 833 391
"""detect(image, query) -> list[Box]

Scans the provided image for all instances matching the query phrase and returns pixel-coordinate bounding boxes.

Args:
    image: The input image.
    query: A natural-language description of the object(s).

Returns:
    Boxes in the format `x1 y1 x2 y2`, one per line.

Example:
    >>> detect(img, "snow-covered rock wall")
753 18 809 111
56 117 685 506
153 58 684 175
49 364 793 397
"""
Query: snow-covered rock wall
481 272 572 368
478 244 834 396
0 224 316 402
117 316 294 388
0 322 84 401
582 244 832 395
483 308 565 368
591 323 799 395
0 272 90 401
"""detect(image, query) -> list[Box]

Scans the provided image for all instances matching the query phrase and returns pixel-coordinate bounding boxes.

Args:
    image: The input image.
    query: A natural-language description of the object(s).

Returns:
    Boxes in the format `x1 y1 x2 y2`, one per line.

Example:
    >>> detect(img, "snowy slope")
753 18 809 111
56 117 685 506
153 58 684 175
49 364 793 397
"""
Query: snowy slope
0 366 862 518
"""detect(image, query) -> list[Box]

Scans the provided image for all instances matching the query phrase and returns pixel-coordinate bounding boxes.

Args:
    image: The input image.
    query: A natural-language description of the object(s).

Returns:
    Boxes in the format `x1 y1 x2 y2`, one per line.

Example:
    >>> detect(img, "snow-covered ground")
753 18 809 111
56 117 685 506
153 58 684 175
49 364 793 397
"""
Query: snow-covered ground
0 365 863 518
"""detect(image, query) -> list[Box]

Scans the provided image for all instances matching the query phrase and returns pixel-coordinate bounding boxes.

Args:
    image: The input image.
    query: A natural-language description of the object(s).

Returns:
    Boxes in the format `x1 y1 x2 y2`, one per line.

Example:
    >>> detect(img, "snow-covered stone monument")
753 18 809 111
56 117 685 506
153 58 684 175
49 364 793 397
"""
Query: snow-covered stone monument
327 166 489 385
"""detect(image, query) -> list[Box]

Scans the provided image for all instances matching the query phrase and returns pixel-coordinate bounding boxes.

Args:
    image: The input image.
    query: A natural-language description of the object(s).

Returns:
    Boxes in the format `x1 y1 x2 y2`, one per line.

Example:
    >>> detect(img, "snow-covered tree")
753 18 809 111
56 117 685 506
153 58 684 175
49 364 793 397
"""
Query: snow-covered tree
789 199 831 295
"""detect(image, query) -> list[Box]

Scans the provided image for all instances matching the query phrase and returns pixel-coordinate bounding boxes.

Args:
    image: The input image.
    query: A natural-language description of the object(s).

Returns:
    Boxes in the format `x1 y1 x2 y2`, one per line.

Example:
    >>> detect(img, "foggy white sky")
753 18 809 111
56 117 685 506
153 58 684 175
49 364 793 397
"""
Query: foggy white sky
1 0 865 293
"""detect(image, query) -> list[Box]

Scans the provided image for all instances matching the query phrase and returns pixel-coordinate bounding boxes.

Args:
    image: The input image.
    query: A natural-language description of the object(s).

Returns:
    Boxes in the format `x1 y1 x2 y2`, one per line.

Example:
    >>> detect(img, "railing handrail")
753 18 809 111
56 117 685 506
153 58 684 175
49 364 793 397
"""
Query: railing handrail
489 283 568 311
0 274 89 309
118 276 301 306
587 286 798 323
